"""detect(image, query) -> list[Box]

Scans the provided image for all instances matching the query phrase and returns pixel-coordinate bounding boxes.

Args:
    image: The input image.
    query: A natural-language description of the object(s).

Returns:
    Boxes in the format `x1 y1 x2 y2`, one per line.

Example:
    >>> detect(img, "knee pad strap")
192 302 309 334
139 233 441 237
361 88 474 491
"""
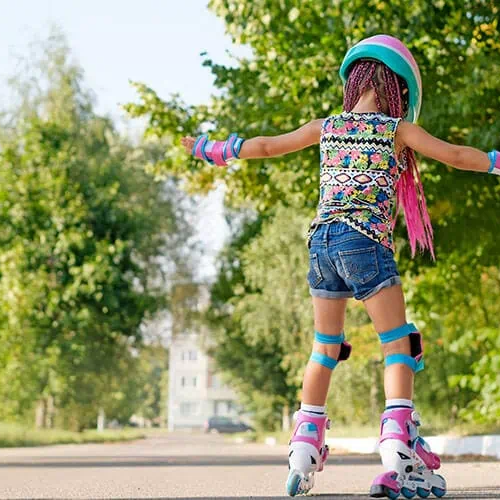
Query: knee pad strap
310 330 352 369
379 323 424 373
314 330 352 361
385 353 424 373
310 352 339 370
314 331 345 344
379 323 417 343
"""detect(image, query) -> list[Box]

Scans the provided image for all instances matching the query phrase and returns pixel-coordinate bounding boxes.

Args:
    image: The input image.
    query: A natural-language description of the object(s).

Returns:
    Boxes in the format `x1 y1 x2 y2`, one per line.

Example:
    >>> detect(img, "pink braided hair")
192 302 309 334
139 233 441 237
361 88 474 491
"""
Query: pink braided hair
343 61 434 259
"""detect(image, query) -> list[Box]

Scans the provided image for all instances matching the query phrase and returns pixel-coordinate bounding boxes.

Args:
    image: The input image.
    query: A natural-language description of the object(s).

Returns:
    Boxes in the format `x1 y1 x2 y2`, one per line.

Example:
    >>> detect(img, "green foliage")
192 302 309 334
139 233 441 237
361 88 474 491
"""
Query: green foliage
205 211 298 429
0 422 144 448
0 30 190 430
411 264 500 424
134 344 170 426
127 3 500 427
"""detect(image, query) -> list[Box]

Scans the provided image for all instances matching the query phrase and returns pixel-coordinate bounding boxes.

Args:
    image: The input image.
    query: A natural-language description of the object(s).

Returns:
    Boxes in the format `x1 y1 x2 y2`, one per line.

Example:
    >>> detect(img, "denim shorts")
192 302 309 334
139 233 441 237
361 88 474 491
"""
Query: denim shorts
307 222 401 301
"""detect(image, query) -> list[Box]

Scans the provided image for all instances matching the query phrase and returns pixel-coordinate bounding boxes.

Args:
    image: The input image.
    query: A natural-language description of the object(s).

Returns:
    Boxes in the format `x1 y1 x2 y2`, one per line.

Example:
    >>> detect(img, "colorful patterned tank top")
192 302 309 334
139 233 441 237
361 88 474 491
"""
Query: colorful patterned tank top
308 111 406 250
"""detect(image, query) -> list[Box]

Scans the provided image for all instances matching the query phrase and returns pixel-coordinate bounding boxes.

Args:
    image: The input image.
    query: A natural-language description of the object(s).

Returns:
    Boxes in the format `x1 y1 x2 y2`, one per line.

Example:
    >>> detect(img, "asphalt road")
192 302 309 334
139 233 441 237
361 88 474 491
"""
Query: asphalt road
0 432 498 499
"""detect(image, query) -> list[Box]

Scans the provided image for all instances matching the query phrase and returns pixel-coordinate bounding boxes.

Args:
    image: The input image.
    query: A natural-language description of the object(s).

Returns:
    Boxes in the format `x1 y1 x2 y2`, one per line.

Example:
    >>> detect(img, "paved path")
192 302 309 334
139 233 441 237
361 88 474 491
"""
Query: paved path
0 432 498 499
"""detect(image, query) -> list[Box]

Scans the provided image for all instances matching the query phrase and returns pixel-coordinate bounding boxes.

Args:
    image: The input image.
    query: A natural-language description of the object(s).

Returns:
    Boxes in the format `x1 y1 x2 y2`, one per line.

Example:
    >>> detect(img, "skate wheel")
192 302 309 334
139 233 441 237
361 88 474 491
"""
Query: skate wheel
416 487 430 498
370 485 400 499
431 487 446 498
387 488 401 500
286 470 301 497
401 487 416 499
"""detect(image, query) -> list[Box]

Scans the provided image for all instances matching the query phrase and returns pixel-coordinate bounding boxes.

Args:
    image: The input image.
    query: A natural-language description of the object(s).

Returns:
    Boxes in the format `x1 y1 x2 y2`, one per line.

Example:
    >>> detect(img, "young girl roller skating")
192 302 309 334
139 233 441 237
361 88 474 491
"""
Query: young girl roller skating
181 35 499 499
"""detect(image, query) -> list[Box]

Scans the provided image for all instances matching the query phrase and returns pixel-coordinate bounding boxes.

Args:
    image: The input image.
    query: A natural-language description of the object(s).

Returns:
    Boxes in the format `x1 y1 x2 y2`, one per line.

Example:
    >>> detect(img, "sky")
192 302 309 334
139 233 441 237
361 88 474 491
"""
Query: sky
0 0 247 115
0 0 248 279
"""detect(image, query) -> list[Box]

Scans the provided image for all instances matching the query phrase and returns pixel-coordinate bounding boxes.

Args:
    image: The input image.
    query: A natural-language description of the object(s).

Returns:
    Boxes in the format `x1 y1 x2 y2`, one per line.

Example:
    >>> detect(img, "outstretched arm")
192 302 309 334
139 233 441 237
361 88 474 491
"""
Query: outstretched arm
238 119 323 159
397 121 491 173
181 119 323 162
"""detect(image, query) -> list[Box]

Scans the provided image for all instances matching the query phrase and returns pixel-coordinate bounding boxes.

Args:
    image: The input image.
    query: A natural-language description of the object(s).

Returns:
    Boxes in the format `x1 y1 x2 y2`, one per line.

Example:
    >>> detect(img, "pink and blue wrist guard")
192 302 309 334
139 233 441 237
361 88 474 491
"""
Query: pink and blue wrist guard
488 150 500 176
192 133 245 167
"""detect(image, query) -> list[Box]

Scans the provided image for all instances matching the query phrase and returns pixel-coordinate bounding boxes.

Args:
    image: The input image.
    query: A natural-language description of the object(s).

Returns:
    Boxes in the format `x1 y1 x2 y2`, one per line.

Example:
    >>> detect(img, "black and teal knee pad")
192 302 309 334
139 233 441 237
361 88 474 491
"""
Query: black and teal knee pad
310 331 352 370
379 323 424 372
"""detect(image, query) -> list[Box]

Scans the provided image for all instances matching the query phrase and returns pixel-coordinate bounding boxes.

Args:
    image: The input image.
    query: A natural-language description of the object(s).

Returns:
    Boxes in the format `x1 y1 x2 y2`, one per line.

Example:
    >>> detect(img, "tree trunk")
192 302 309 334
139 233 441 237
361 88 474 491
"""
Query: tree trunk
45 395 55 429
35 399 46 429
370 360 380 417
97 408 106 432
282 403 291 432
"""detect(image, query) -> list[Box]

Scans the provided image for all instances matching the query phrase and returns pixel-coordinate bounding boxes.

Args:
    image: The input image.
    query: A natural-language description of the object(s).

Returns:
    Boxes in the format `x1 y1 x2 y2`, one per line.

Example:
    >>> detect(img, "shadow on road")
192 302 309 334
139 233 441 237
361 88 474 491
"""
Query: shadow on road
11 494 500 500
1 454 496 471
9 488 500 499
98 489 500 500
0 454 384 468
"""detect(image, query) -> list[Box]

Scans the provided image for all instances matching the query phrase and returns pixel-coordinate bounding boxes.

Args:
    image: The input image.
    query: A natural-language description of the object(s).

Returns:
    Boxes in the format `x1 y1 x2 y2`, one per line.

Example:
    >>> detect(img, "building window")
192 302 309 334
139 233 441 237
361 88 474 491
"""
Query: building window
180 376 198 388
181 350 198 362
210 374 222 389
214 400 231 416
180 402 199 416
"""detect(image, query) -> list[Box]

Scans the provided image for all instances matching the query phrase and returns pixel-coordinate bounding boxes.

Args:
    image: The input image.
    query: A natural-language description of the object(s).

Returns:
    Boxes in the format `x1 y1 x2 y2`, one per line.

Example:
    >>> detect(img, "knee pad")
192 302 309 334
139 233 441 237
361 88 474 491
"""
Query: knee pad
310 330 352 370
379 323 424 373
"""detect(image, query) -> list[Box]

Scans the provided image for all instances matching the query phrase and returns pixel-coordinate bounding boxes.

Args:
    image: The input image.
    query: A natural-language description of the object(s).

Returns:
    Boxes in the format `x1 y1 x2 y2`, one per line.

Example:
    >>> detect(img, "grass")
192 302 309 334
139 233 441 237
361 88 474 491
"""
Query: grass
0 422 146 448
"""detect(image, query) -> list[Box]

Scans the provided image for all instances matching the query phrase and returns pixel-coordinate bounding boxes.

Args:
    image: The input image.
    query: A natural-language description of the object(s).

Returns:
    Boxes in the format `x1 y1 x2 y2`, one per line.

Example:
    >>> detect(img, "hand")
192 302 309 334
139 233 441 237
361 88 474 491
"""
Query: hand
181 133 244 166
181 136 196 154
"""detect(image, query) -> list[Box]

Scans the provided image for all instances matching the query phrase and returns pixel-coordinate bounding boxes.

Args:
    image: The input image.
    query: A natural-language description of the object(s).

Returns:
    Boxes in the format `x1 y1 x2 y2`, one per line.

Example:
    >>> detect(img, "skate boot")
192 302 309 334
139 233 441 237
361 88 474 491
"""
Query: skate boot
286 410 330 496
370 408 447 499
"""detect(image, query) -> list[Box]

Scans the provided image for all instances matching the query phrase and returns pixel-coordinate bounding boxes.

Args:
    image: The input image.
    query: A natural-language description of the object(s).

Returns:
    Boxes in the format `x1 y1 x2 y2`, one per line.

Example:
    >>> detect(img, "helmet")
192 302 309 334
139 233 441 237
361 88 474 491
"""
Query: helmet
339 35 422 123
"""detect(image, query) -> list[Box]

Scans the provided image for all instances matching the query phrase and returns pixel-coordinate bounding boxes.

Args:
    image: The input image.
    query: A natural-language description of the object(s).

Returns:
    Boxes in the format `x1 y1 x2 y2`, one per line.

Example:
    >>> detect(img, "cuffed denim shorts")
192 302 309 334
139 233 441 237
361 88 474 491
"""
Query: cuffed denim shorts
307 222 401 301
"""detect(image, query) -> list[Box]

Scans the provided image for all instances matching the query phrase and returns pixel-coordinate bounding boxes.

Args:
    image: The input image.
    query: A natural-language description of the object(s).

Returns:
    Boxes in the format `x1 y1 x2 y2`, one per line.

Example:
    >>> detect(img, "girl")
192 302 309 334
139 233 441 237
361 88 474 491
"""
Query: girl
181 35 499 499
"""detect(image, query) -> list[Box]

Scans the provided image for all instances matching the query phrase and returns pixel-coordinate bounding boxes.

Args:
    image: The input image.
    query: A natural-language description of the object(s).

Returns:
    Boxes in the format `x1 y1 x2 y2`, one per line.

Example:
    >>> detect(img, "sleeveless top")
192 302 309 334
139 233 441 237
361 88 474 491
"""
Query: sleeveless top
308 111 406 250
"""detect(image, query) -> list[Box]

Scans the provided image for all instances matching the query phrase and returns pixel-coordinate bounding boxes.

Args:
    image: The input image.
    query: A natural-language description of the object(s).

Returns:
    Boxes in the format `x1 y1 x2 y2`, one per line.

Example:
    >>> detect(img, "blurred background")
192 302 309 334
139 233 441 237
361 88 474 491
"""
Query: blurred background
0 0 498 446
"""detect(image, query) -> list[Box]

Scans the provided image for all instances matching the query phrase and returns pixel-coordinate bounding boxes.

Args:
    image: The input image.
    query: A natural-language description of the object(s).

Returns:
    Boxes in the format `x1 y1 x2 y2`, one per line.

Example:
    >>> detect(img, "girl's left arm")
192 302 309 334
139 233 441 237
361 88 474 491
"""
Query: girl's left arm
181 119 323 162
396 121 492 173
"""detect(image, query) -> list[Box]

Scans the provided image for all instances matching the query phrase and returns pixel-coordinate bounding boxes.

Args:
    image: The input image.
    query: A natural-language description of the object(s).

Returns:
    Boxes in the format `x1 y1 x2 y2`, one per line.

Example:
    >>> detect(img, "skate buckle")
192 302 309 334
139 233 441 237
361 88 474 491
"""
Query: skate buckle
411 410 421 426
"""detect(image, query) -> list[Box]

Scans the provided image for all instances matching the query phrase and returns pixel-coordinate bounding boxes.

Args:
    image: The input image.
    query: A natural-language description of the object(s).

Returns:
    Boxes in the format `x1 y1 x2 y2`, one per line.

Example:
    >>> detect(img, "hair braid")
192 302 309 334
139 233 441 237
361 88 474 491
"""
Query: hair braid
342 59 434 257
343 60 377 112
383 65 402 117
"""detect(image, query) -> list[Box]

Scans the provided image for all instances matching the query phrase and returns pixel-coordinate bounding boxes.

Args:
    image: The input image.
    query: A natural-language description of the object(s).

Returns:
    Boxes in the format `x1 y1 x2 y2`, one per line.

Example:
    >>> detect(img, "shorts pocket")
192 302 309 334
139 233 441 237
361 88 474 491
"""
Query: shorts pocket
307 253 323 287
339 246 379 285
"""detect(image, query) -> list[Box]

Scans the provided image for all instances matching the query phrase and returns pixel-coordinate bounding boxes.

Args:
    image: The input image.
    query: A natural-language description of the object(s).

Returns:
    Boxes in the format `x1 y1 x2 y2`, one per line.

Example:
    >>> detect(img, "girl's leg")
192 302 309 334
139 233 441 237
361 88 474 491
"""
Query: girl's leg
363 284 413 400
287 296 349 496
302 296 348 405
364 285 447 498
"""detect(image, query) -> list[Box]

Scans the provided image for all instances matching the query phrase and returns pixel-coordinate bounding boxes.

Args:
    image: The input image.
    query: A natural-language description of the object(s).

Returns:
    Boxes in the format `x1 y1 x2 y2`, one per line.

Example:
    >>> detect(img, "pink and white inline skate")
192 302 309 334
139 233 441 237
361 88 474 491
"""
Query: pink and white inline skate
286 410 330 496
370 407 447 499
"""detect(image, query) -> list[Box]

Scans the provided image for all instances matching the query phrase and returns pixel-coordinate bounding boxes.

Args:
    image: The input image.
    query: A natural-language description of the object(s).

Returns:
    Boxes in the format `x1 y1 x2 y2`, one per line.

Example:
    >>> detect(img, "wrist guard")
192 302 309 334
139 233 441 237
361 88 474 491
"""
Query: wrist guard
488 150 500 176
192 133 245 166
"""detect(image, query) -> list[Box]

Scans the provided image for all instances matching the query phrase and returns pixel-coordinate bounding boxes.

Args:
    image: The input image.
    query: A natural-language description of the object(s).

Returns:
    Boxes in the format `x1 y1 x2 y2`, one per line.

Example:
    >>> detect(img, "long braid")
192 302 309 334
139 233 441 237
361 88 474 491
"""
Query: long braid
384 65 434 258
343 60 435 258
343 61 377 111
384 65 402 117
372 65 385 113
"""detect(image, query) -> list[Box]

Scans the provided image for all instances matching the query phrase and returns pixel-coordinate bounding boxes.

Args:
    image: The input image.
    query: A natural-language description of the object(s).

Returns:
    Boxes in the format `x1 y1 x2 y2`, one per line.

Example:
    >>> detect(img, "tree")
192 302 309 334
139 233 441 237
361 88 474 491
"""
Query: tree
126 2 500 426
0 29 194 429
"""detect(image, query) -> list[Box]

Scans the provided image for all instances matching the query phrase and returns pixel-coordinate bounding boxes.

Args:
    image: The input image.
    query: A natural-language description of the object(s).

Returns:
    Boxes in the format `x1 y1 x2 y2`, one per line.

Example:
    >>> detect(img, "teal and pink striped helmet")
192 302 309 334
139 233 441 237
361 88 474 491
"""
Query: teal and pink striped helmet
339 35 422 123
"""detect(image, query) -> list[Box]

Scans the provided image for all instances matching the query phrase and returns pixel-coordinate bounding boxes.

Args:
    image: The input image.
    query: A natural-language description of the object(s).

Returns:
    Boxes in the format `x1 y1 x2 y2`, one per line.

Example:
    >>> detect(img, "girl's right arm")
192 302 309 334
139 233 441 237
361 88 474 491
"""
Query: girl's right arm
181 119 323 166
397 121 492 173
236 119 323 159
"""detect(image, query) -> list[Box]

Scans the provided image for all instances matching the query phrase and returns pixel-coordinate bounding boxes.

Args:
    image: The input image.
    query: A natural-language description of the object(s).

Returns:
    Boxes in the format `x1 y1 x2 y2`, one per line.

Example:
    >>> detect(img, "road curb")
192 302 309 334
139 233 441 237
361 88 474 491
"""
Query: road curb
326 434 500 459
